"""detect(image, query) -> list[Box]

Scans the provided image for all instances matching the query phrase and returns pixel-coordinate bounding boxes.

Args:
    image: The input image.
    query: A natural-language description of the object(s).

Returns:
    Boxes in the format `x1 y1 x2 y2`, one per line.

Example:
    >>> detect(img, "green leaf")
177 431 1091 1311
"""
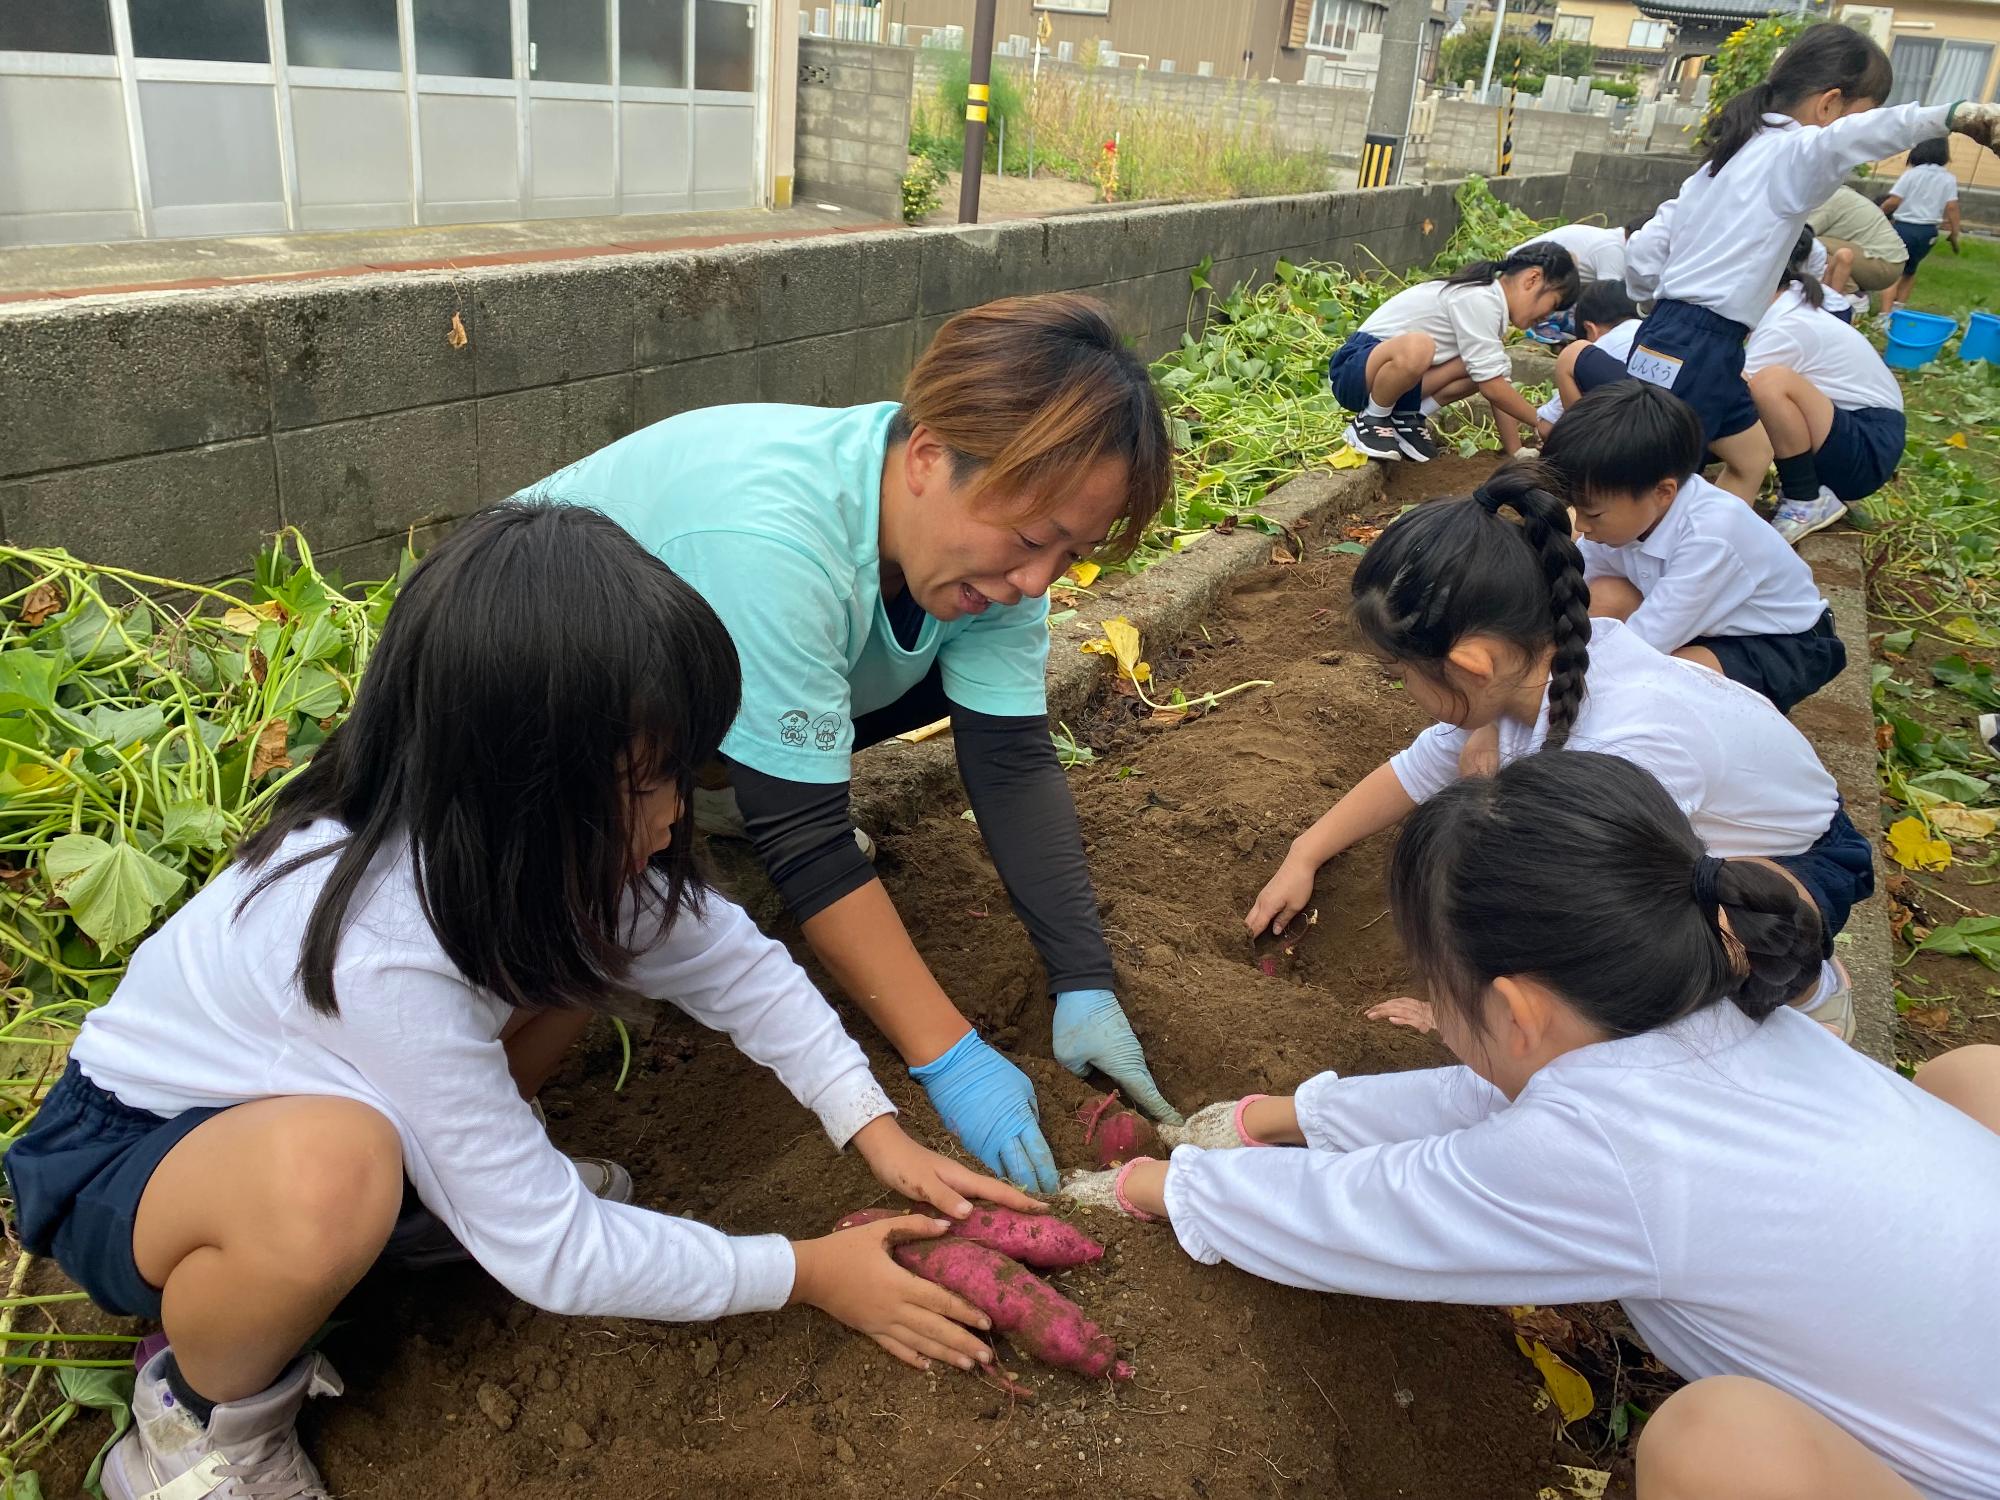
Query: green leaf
1329 541 1367 556
58 1363 135 1500
80 704 165 751
1934 654 2000 711
271 665 343 720
1189 255 1213 293
43 834 188 949
1880 628 1915 656
1908 769 1992 805
159 799 231 852
60 598 134 666
4 1472 46 1500
1914 915 2000 970
0 647 57 713
289 610 344 663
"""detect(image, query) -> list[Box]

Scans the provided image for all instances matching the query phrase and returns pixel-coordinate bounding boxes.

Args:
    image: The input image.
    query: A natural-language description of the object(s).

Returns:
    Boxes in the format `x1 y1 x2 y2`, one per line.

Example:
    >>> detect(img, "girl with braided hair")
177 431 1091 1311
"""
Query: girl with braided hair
1081 752 2000 1500
1246 463 1868 1036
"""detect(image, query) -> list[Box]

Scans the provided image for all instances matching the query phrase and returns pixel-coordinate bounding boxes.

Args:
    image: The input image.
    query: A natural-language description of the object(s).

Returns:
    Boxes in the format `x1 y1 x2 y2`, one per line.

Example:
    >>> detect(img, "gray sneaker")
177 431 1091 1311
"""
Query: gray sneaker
102 1349 341 1500
385 1154 635 1271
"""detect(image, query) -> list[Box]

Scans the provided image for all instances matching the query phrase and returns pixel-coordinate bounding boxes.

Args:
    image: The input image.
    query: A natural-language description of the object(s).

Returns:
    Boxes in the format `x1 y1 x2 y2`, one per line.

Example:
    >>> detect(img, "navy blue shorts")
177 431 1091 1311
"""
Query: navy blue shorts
1688 609 1846 715
1626 299 1759 443
1831 305 1857 326
1893 220 1940 271
1328 332 1420 415
1817 405 1905 503
3 1062 236 1319
1572 343 1632 395
1771 803 1875 957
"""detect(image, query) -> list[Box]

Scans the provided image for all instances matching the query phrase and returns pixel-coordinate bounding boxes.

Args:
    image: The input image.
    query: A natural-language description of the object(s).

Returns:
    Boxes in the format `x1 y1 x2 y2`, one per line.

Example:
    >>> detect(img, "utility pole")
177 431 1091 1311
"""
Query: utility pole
1478 0 1509 95
958 0 998 223
1359 0 1431 186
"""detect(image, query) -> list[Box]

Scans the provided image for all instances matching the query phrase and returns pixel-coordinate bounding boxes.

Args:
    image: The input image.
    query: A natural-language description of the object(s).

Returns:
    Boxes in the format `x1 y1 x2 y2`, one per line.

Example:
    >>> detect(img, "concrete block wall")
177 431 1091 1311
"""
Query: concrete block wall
1560 150 1699 229
1 171 1604 585
1424 101 1615 179
796 38 916 222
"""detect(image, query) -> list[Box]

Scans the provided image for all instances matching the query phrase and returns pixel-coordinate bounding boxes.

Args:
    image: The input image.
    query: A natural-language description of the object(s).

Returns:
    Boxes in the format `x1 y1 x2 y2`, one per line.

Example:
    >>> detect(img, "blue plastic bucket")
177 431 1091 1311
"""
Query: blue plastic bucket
1959 310 2000 365
1885 309 1958 369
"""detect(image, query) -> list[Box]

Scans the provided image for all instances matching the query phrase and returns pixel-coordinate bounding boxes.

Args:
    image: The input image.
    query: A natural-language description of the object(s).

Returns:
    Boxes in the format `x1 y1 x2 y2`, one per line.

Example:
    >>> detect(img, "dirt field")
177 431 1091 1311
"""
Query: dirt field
25 455 1636 1498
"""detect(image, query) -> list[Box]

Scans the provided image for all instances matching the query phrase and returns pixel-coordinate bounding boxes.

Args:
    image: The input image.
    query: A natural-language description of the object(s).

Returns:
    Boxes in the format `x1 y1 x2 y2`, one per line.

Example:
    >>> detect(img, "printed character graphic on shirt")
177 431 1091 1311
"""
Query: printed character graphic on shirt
778 709 810 747
812 713 843 752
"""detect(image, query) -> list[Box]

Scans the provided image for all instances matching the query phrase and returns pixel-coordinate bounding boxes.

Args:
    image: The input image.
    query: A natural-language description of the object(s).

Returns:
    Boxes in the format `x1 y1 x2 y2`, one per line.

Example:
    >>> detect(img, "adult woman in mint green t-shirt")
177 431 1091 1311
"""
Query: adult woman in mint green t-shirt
523 294 1180 1190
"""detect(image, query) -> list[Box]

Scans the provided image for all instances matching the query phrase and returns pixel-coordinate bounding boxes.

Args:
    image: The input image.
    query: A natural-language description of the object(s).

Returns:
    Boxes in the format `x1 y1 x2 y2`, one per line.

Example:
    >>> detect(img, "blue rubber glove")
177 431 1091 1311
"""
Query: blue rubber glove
1053 989 1185 1126
910 1032 1060 1194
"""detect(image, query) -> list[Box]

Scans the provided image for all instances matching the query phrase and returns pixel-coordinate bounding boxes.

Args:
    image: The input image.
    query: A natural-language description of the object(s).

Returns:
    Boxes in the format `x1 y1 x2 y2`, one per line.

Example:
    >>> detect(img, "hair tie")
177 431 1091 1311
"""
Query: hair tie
1473 485 1506 516
1691 854 1727 921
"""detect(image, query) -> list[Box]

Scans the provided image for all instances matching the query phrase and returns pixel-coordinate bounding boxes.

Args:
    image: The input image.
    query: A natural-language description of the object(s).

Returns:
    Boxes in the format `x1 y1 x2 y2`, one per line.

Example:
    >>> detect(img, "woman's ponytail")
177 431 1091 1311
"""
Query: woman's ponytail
1702 857 1826 1021
1473 463 1591 748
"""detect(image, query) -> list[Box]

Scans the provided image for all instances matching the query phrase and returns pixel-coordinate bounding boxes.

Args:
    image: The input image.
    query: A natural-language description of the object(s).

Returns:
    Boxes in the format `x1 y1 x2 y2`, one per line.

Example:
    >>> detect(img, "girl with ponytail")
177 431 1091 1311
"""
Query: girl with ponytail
1621 23 1999 499
1327 241 1579 464
1248 463 1867 1040
1074 751 2000 1500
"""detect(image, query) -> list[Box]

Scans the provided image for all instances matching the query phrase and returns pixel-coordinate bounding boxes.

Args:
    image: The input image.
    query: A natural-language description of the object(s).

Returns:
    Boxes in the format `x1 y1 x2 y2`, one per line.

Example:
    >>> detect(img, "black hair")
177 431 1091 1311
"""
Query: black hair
1390 751 1824 1037
1541 381 1705 500
239 501 743 1018
1906 135 1952 168
1700 24 1893 175
1351 462 1591 747
1779 226 1828 308
1573 279 1639 332
1442 241 1581 309
1622 208 1656 237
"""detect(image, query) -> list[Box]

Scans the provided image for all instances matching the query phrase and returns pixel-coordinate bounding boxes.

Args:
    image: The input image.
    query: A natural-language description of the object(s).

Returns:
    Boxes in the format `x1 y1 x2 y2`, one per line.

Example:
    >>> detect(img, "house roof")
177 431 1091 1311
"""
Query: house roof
1634 0 1804 20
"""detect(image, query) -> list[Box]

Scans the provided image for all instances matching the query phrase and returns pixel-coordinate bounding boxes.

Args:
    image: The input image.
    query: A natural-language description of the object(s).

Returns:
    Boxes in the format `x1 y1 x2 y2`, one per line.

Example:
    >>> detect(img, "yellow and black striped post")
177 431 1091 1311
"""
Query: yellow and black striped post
1497 58 1518 176
1359 133 1399 189
958 0 998 222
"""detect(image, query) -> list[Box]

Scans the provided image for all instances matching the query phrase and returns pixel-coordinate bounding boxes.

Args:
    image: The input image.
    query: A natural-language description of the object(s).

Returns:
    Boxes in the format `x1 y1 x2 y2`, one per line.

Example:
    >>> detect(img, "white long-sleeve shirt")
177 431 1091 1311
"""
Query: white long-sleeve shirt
1624 103 1955 328
1357 279 1512 383
1388 618 1838 856
1580 473 1829 650
70 821 897 1323
1161 1004 2000 1500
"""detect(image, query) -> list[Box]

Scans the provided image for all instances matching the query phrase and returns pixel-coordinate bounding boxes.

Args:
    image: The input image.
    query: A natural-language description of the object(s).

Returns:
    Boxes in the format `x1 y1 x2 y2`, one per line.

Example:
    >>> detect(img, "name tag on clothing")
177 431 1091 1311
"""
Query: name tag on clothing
1627 345 1685 389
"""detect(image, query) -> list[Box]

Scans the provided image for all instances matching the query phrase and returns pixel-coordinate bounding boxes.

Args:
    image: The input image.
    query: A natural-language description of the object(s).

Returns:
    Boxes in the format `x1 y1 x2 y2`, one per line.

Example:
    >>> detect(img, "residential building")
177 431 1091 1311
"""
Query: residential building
1546 0 1677 77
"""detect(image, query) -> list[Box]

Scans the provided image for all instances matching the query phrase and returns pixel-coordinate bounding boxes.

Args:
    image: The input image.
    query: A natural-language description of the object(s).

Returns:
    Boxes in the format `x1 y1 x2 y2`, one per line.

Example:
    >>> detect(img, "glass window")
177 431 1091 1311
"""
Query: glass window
1308 0 1379 53
693 0 753 91
414 0 513 78
1886 37 1937 106
285 0 401 71
531 0 611 84
1930 40 1993 104
1033 0 1109 12
128 0 270 63
622 0 687 87
1553 14 1591 43
1627 19 1669 49
0 0 115 54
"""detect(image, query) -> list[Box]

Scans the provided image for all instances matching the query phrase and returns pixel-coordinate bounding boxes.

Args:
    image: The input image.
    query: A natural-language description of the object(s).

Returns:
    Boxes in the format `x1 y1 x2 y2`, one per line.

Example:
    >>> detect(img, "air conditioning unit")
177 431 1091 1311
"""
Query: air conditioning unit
1837 6 1894 49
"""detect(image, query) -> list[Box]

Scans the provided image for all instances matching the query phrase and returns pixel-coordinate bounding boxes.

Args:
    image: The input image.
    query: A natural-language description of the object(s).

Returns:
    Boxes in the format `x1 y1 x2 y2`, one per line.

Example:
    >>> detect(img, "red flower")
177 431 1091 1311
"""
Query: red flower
1101 139 1118 154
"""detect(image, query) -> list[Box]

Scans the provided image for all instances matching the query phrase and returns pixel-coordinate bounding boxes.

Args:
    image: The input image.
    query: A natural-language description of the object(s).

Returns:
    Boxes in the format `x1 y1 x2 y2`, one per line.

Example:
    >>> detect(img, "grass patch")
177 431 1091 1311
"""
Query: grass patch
1899 234 2000 325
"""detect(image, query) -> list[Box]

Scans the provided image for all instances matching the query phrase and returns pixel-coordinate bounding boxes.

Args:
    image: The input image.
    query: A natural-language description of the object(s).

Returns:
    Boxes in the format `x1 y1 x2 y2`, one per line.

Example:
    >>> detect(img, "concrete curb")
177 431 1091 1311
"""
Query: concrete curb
1799 532 1894 1065
849 461 1387 832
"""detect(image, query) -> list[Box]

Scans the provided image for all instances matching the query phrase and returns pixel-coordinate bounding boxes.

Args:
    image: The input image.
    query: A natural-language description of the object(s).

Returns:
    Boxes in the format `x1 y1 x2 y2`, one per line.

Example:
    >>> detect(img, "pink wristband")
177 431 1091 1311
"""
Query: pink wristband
1112 1157 1162 1221
1234 1094 1272 1147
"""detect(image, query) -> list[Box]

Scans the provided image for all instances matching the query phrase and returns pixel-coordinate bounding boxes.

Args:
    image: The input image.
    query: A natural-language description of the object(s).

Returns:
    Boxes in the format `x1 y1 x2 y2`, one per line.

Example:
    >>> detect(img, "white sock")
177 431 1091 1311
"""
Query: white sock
1796 960 1841 1012
1419 396 1441 417
1363 399 1393 420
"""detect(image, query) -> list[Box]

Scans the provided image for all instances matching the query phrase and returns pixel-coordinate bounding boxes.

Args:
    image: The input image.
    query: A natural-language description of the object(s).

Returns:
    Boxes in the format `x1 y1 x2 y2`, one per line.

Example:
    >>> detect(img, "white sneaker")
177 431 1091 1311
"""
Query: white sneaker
1793 957 1855 1045
1772 489 1847 546
102 1349 341 1500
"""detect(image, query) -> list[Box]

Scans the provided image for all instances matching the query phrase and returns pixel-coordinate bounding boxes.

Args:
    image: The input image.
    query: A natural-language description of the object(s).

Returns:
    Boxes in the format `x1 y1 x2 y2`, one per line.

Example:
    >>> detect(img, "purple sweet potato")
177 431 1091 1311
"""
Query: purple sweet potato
1075 1090 1162 1169
887 1237 1133 1382
835 1206 1105 1269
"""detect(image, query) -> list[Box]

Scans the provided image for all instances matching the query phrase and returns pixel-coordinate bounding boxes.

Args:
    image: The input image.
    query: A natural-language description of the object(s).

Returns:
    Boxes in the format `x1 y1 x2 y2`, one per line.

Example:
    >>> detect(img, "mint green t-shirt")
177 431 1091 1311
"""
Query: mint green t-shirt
519 402 1051 784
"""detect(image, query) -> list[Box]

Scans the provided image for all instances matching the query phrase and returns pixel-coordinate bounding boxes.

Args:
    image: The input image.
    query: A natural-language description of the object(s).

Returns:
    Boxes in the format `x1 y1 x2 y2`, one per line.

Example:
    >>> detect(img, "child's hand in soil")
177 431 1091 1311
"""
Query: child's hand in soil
1061 1159 1169 1220
1366 996 1437 1034
1160 1095 1302 1149
791 1215 996 1372
1457 723 1501 779
850 1115 1045 1221
1246 854 1317 938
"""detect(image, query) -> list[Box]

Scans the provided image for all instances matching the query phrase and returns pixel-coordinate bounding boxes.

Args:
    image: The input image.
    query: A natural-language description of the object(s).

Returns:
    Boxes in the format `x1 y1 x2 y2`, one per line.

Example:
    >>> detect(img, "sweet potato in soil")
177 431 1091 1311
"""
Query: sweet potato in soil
886 1237 1132 1382
1076 1089 1163 1167
835 1206 1105 1269
23 460 1629 1499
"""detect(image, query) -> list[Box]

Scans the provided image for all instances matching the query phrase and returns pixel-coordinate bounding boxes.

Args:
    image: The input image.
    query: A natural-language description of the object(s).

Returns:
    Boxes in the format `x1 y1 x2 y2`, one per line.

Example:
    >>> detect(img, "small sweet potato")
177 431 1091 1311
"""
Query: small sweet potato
836 1206 1104 1269
888 1237 1133 1382
1075 1090 1162 1169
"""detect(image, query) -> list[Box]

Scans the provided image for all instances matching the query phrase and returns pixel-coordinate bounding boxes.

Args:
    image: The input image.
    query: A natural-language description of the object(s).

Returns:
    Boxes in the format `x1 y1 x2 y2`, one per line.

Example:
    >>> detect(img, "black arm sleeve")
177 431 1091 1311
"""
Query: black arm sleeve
951 703 1117 995
725 759 878 924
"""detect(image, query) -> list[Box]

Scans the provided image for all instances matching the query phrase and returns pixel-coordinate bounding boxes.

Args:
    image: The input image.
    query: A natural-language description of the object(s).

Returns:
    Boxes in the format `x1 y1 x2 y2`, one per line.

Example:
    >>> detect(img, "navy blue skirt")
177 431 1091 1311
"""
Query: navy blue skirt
1817 405 1905 503
1327 332 1421 415
1771 803 1875 957
1625 299 1760 443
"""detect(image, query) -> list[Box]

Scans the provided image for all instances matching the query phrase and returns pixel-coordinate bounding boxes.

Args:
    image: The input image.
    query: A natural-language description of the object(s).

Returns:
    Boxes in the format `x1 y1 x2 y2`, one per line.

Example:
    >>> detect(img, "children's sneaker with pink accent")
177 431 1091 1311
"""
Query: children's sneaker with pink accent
102 1348 342 1500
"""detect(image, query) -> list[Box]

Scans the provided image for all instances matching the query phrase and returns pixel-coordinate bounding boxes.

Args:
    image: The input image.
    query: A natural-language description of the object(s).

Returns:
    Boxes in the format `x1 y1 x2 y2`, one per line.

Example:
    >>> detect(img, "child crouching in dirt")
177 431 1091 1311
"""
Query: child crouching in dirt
3 503 1036 1500
1087 752 2000 1500
1245 464 1870 1040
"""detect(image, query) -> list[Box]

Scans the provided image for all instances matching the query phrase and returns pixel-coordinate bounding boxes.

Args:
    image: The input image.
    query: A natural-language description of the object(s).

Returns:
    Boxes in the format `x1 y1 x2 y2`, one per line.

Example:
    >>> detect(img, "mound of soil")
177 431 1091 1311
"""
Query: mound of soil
28 455 1606 1497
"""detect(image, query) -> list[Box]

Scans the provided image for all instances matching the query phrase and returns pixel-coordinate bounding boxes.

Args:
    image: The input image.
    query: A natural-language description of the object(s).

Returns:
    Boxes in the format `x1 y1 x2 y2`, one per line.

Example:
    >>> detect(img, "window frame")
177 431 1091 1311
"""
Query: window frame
1627 18 1669 49
1032 0 1110 14
1305 0 1383 55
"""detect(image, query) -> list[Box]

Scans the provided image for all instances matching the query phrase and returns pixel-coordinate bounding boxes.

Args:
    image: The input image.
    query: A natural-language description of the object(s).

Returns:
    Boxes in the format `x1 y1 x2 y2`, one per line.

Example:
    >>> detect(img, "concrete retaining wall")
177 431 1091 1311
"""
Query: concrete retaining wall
0 171 1602 585
1425 101 1615 179
796 38 916 222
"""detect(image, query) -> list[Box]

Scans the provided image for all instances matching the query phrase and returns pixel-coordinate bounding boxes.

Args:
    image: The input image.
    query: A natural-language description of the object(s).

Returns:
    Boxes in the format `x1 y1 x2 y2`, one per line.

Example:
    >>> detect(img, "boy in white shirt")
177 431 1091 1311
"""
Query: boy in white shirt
1540 279 1643 426
1545 380 1845 713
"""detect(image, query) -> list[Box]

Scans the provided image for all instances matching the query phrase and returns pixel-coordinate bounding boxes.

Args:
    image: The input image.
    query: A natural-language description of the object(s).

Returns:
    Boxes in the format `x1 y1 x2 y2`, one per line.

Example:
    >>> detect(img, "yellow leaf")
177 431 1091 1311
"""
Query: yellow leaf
1101 616 1143 680
1942 615 1991 644
1946 431 1969 449
1930 803 2000 840
1064 561 1102 589
218 600 287 635
1557 1468 1611 1500
1327 444 1369 470
1514 1335 1594 1425
1888 816 1952 871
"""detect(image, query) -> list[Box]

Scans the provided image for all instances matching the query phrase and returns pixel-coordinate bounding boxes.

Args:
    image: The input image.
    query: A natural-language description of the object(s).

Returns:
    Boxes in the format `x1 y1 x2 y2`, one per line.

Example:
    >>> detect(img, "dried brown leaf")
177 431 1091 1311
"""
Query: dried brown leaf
250 718 292 780
447 310 469 349
19 581 63 626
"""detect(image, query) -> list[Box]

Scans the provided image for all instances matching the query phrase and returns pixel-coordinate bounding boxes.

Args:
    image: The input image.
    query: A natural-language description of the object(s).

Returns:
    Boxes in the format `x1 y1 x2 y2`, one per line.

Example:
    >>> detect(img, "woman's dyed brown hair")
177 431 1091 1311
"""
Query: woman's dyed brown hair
889 292 1172 560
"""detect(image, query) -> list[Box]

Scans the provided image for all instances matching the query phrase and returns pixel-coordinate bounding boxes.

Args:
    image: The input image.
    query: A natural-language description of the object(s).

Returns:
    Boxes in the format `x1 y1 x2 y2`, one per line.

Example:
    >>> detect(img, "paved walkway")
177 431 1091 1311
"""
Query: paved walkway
0 201 899 304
